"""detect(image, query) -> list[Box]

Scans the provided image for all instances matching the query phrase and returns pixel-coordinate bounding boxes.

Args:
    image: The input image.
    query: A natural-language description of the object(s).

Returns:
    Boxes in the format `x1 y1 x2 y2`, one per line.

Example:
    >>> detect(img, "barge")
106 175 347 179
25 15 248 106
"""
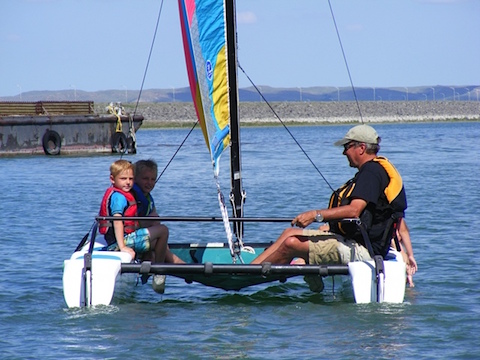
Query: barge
0 101 143 156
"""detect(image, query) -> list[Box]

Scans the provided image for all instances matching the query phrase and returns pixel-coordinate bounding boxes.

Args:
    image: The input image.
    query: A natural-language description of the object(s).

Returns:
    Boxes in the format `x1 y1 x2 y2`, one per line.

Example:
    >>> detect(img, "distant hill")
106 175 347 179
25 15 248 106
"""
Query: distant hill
1 85 478 103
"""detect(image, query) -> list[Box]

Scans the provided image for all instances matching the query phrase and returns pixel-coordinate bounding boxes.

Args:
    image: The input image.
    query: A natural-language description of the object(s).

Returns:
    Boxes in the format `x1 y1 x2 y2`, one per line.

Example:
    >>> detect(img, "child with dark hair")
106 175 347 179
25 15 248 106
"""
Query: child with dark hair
133 159 185 293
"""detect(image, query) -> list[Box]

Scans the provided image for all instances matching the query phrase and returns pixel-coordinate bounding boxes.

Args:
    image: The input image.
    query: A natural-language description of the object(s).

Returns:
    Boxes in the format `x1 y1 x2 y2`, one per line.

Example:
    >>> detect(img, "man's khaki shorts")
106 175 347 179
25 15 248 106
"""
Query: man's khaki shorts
303 230 371 265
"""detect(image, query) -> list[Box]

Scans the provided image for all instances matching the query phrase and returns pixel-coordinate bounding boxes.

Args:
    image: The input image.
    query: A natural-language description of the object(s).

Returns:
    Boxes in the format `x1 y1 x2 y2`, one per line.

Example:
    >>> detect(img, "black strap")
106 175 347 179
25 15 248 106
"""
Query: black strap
354 219 375 258
380 215 402 257
74 221 96 252
392 217 402 252
86 222 98 256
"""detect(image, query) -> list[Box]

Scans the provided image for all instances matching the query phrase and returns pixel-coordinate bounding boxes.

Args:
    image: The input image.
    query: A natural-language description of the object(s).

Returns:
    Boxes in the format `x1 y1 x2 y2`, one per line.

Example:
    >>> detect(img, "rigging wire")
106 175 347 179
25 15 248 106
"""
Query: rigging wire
155 121 198 184
117 0 164 160
236 2 364 193
238 64 336 193
327 0 363 123
118 0 198 181
132 0 164 119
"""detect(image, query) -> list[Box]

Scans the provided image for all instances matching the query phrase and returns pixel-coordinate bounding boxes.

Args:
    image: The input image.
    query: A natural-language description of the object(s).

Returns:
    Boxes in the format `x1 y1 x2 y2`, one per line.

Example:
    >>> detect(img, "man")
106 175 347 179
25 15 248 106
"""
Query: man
251 124 408 289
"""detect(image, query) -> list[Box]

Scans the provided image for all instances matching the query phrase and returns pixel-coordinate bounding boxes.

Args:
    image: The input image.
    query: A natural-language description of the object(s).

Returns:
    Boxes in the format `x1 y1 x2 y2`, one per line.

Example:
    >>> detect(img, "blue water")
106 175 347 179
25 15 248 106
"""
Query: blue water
1 121 480 359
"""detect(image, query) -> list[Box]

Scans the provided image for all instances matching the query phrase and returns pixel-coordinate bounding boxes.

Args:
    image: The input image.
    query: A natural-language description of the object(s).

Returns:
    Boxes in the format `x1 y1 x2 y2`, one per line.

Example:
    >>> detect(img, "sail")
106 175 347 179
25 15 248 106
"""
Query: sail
178 0 231 175
178 0 245 261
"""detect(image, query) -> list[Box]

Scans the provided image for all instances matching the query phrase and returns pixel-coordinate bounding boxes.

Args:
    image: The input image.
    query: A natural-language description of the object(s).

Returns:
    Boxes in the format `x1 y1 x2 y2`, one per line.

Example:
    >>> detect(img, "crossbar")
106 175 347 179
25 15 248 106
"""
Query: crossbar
121 262 350 277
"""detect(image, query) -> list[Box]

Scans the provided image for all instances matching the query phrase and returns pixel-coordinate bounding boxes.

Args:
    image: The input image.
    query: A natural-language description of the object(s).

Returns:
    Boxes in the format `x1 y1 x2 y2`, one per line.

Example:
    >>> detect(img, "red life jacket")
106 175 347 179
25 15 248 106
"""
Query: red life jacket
98 187 138 235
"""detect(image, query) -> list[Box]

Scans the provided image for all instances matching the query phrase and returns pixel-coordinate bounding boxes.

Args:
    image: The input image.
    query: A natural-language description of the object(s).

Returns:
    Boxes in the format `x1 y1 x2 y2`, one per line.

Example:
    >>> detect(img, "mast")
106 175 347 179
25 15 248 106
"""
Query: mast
225 0 244 240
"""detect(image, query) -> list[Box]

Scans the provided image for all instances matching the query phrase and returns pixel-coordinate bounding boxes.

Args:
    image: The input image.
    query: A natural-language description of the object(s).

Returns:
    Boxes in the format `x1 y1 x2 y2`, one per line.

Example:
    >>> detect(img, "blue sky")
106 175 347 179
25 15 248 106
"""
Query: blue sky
1 0 478 97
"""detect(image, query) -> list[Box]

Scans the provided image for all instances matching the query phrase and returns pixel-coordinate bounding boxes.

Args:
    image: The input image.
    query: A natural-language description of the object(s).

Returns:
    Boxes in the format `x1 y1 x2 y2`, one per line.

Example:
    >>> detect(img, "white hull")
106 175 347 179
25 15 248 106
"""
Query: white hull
348 250 406 304
63 240 133 308
63 239 407 307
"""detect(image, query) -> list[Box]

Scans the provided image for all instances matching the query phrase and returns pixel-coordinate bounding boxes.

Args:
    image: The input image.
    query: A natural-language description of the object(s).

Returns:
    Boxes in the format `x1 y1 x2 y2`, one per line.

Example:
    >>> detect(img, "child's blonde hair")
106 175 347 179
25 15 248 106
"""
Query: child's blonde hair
110 160 135 178
135 159 158 179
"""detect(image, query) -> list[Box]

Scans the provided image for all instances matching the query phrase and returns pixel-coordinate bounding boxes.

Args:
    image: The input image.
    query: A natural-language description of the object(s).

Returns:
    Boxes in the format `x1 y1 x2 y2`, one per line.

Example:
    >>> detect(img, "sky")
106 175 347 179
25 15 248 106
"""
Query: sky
1 0 479 97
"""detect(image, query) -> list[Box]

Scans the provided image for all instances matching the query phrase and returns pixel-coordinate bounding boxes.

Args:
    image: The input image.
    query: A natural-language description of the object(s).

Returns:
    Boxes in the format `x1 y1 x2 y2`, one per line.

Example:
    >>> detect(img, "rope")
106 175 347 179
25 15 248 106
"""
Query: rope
128 114 136 150
229 189 253 256
215 175 241 263
234 189 255 256
106 103 123 133
229 190 245 238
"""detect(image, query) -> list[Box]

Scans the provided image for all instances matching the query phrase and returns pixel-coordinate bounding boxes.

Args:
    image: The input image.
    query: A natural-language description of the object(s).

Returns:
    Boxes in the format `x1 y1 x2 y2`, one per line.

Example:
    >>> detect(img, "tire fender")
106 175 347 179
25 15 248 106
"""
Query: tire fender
42 130 61 155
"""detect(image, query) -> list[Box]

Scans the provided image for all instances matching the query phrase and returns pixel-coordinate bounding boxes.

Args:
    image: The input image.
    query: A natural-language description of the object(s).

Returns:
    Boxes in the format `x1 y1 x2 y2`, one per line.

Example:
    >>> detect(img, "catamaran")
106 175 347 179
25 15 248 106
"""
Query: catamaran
63 0 407 308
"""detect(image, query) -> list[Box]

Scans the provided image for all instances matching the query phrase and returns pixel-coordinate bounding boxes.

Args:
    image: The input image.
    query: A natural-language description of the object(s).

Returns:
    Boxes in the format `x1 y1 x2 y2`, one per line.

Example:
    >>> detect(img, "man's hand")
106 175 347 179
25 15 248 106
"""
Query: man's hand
291 210 317 228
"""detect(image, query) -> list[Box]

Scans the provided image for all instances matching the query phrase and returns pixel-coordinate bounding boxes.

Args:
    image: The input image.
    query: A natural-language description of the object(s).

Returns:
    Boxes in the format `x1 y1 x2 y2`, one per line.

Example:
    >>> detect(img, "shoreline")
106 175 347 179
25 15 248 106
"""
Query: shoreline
96 101 480 128
140 117 480 129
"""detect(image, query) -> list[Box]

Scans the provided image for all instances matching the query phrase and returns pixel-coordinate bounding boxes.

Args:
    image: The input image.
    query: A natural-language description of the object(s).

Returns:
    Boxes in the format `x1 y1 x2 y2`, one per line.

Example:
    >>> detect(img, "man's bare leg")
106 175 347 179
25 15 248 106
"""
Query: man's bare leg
251 227 304 264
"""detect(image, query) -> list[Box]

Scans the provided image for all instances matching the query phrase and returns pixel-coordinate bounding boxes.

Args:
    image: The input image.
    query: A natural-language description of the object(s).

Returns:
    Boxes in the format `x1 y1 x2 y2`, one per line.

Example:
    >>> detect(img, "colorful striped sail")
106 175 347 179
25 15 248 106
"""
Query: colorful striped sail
178 0 231 175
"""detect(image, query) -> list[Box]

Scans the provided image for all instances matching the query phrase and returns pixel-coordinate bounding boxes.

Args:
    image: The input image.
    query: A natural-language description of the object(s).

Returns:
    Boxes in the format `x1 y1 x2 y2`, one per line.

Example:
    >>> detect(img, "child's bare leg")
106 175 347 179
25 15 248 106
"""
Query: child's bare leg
140 250 155 262
147 224 169 263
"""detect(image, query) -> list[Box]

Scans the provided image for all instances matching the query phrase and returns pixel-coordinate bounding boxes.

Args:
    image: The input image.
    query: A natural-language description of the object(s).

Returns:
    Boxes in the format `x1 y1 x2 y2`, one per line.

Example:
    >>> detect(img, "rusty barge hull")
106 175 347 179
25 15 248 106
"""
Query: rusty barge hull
0 101 143 156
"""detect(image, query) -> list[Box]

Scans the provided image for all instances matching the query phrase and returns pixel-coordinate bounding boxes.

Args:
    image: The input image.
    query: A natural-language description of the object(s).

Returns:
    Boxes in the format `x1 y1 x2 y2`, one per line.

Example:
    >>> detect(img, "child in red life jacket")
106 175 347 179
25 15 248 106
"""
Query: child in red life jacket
99 160 170 276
